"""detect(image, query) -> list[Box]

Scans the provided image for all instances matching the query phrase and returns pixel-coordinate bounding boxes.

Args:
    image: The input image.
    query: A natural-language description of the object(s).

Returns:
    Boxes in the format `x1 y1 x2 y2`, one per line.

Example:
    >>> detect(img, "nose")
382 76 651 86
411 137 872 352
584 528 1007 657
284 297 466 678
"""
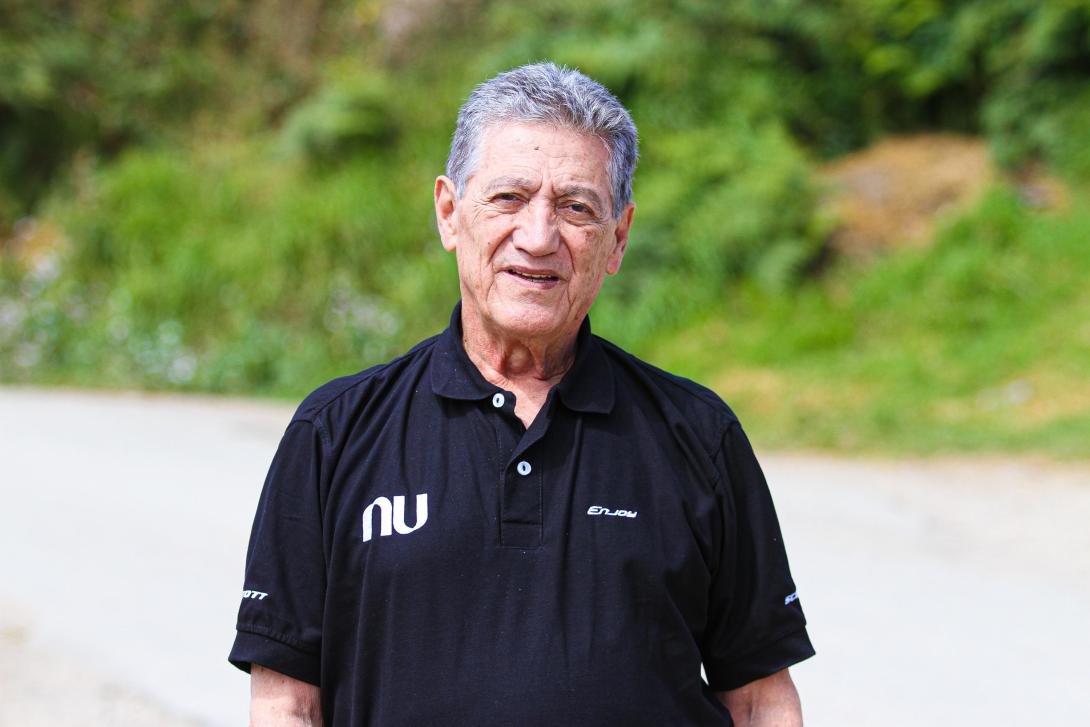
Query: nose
513 199 560 256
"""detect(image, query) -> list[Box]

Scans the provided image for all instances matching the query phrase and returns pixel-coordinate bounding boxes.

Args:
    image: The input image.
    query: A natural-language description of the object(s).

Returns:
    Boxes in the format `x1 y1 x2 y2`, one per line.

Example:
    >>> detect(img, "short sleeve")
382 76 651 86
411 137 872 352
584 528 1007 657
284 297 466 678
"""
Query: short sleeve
228 419 327 686
700 420 815 691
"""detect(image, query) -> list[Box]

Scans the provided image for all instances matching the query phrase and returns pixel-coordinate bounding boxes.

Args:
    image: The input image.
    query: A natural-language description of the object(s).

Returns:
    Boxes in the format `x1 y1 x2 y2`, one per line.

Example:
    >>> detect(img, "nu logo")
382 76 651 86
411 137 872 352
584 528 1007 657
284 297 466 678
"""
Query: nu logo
362 494 428 542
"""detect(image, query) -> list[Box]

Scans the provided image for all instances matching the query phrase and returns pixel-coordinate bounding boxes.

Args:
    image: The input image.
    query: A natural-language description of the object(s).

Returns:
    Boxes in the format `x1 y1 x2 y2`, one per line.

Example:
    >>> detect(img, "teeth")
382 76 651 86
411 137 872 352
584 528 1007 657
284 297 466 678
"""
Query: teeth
512 271 554 280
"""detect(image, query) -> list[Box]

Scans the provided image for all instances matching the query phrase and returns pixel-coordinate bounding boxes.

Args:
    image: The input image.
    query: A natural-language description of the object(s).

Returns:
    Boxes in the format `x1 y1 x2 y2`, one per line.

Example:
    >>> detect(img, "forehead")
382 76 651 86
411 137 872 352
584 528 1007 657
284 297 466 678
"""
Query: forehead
472 122 611 188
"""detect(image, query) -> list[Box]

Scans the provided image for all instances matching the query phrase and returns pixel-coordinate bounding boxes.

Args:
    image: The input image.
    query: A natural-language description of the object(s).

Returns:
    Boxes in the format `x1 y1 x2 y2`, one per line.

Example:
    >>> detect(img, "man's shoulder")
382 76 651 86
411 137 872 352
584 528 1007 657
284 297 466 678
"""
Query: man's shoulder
290 334 441 425
595 335 740 434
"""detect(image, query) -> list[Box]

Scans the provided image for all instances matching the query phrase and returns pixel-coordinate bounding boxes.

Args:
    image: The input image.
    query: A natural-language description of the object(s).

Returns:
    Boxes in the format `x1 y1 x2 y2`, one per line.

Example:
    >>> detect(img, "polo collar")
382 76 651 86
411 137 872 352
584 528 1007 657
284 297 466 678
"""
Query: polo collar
554 314 615 414
430 302 615 414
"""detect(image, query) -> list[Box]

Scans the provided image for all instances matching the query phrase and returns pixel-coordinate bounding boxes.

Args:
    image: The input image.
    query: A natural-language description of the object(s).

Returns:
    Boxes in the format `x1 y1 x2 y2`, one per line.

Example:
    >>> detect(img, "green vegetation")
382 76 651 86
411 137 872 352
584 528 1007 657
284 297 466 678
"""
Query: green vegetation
2 1 1089 457
653 188 1090 457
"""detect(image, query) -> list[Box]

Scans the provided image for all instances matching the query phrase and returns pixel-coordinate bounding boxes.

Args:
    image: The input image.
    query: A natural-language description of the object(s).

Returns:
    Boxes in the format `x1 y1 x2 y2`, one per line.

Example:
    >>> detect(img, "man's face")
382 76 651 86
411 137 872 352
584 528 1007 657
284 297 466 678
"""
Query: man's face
435 122 634 344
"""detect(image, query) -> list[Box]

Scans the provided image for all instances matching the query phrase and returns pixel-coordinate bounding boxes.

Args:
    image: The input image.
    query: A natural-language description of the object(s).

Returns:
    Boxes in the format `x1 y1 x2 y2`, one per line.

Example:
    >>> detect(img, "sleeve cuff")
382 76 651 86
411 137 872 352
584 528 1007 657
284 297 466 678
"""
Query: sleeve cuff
228 628 321 686
704 627 816 691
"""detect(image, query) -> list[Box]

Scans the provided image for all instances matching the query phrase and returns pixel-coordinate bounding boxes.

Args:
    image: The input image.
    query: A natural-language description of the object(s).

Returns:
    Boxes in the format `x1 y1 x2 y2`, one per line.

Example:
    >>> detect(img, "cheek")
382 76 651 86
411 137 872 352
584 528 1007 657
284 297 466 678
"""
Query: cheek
469 221 508 263
575 232 612 275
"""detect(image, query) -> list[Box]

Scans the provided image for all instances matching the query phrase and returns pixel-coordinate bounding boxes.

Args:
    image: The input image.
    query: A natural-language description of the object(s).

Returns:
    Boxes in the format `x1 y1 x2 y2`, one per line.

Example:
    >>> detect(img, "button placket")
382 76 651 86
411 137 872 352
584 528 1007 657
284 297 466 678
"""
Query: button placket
500 459 542 549
496 391 560 549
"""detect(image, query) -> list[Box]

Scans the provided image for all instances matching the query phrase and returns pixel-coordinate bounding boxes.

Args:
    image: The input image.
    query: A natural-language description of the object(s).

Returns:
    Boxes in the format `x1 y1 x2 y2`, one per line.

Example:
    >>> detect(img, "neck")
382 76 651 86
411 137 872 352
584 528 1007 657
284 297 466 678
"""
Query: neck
460 312 577 388
459 304 580 427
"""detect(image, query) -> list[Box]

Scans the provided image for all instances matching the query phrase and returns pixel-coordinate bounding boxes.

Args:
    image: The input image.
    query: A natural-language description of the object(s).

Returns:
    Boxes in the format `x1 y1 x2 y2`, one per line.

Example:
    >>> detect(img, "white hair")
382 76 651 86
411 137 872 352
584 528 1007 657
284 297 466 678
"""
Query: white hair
445 62 639 219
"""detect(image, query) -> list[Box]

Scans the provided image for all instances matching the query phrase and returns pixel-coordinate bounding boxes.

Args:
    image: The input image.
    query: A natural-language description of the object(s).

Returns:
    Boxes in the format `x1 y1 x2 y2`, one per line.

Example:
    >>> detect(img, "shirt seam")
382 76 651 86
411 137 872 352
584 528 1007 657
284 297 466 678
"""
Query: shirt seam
296 335 442 422
597 336 737 418
708 417 736 491
705 623 810 668
235 623 320 655
310 415 332 452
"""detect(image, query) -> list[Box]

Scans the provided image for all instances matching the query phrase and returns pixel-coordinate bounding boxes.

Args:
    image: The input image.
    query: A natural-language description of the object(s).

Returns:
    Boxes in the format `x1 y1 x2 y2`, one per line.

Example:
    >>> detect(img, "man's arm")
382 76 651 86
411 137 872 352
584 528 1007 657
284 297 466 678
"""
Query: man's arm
716 668 802 727
250 664 323 727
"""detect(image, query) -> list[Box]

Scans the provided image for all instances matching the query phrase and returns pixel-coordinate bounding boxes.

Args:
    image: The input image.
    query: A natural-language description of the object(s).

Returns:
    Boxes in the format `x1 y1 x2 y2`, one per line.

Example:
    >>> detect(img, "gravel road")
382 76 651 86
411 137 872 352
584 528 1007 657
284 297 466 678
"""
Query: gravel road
2 386 1088 726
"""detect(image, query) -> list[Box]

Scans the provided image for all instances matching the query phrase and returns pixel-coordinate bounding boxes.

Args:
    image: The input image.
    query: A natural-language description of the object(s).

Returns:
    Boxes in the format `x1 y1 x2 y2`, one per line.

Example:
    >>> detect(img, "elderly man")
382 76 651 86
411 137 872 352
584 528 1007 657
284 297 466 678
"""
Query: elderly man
230 62 814 726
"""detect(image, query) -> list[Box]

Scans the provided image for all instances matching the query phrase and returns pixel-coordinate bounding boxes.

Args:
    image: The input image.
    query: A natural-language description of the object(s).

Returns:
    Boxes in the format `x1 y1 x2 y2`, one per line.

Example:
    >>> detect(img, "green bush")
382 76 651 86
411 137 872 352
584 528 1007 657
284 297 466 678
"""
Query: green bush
650 185 1090 456
0 140 455 393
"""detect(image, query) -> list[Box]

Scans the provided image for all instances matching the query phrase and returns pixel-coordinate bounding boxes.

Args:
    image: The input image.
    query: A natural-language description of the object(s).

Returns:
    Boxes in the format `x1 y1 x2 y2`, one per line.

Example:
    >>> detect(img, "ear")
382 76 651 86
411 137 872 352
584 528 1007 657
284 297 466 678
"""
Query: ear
434 176 459 253
605 202 635 276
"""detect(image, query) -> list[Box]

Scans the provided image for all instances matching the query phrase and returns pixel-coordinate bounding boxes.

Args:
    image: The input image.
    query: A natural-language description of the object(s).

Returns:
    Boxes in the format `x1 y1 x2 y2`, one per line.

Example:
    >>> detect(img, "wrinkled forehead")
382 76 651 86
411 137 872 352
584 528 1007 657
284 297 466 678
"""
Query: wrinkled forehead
472 121 612 187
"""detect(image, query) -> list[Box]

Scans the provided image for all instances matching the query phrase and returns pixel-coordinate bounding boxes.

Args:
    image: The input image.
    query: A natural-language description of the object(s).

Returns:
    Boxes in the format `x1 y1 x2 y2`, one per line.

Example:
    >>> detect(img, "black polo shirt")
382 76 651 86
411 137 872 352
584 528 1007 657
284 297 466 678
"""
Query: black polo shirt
230 303 814 726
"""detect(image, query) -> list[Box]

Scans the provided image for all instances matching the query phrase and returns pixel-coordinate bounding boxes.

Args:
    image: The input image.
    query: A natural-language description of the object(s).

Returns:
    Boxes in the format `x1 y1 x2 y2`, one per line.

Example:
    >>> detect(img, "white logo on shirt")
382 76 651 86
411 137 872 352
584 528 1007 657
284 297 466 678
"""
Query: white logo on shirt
242 590 268 600
784 592 799 606
362 494 429 542
587 505 638 518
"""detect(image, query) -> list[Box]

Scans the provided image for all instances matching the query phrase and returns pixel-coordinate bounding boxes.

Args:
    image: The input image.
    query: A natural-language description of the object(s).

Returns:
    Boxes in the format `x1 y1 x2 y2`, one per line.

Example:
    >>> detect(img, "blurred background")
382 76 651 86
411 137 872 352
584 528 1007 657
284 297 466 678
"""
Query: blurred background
3 0 1089 455
1 0 1088 725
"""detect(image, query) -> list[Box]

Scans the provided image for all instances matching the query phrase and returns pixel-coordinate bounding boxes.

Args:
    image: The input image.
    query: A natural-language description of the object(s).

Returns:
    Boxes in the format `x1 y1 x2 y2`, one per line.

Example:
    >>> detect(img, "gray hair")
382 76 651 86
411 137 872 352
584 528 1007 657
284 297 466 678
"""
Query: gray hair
446 62 638 219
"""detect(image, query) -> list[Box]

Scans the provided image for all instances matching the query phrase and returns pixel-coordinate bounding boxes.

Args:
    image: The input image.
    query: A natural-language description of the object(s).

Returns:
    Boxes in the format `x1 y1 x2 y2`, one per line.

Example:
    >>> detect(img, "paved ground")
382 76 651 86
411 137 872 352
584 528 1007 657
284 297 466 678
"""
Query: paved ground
2 386 1088 726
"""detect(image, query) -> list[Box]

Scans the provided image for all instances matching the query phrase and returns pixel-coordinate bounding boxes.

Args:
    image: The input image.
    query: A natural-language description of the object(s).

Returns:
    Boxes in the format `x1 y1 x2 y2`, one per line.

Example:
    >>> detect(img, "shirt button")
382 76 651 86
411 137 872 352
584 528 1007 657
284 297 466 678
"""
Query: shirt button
516 461 532 476
492 393 505 408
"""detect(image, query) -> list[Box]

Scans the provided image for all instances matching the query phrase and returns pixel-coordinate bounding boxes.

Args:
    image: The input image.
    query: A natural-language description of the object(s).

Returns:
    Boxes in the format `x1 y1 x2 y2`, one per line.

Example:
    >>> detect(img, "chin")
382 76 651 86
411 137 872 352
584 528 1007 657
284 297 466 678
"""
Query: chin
489 301 568 340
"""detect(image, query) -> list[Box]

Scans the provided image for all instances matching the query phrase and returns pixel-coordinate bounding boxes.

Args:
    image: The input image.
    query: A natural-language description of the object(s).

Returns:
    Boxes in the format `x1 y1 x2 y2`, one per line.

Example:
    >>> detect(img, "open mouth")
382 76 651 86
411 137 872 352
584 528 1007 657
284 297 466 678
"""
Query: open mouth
505 269 560 283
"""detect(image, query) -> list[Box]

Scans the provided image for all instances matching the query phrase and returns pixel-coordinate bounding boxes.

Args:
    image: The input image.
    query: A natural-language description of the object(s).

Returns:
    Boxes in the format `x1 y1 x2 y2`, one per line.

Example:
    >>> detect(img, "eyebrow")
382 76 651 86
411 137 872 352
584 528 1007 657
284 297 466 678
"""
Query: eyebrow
481 176 535 195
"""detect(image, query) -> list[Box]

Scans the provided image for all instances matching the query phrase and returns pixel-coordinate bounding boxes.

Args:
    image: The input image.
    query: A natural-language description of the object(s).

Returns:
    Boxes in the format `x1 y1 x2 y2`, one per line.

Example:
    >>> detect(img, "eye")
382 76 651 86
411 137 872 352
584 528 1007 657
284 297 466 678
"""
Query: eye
491 192 521 203
561 200 597 219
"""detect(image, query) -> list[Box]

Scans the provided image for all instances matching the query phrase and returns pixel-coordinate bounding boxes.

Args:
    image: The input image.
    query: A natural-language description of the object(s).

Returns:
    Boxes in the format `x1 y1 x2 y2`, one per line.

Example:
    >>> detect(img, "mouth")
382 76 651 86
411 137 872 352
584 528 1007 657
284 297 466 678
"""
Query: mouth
503 268 561 285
